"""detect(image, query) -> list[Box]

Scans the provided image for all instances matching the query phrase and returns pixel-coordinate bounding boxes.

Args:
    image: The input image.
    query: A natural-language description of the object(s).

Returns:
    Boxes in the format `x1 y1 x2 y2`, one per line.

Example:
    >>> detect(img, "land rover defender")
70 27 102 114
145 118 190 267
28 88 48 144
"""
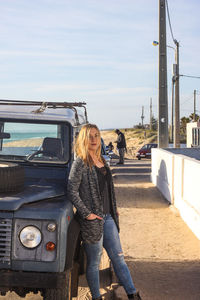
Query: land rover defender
0 99 88 299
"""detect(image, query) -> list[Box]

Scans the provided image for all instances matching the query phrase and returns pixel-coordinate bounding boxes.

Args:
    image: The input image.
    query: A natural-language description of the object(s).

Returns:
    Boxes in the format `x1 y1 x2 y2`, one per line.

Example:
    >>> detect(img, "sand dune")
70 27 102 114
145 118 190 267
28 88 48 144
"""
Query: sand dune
4 138 43 147
101 129 157 159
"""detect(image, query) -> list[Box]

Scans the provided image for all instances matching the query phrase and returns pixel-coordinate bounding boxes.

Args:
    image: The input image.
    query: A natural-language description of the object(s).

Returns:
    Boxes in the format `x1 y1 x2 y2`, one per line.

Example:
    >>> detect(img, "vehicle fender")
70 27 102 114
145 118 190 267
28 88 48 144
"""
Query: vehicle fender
65 217 81 270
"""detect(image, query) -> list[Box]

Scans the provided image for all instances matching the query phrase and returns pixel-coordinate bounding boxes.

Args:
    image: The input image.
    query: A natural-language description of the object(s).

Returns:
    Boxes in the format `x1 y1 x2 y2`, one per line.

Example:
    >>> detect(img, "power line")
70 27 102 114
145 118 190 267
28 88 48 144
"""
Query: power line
165 0 176 44
180 74 200 79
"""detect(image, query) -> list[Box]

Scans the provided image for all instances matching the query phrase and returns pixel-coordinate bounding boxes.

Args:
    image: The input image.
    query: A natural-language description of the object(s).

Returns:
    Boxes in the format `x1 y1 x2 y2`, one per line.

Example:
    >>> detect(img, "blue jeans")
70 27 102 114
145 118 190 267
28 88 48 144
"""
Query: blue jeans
84 214 136 299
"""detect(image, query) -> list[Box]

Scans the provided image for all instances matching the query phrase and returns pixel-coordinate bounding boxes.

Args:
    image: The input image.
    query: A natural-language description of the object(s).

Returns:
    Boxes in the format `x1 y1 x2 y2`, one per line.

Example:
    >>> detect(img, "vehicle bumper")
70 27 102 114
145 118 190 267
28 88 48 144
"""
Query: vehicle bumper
0 269 68 289
136 154 145 158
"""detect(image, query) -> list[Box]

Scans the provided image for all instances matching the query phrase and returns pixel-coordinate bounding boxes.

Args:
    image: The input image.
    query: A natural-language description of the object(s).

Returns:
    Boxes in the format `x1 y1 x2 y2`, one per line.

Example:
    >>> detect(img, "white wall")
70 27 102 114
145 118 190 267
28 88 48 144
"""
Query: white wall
152 148 200 240
151 149 174 203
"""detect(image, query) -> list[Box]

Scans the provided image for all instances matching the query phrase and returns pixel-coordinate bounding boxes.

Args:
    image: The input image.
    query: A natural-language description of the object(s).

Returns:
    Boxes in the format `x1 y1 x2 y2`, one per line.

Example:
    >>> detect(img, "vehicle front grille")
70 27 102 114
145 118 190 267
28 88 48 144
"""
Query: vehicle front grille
0 219 12 265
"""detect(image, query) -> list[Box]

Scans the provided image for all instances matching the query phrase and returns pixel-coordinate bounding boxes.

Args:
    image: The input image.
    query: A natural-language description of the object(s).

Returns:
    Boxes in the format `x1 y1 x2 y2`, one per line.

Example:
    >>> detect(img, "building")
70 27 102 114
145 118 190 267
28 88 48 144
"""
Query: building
186 121 200 147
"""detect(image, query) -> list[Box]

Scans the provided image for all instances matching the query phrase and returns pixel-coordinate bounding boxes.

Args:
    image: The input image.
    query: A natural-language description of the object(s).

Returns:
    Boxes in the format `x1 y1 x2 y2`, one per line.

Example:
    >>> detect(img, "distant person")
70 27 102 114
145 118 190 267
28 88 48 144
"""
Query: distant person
114 129 127 164
107 141 114 151
68 124 141 300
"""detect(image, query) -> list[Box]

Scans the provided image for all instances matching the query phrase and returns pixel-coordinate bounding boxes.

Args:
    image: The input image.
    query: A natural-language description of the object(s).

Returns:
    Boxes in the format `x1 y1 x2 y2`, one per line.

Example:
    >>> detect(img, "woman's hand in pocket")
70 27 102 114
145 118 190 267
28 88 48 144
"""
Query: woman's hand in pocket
86 213 103 220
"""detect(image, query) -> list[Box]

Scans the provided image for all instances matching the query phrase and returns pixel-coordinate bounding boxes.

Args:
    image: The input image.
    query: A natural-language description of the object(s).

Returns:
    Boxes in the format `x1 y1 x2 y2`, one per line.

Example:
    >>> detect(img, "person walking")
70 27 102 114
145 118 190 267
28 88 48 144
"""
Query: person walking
115 129 127 164
68 123 141 300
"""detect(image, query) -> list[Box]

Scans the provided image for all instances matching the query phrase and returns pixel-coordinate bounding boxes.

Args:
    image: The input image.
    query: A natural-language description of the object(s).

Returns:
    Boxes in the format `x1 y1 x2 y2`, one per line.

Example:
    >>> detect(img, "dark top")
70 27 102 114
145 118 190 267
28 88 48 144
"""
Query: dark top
116 131 126 148
95 166 111 214
68 157 119 243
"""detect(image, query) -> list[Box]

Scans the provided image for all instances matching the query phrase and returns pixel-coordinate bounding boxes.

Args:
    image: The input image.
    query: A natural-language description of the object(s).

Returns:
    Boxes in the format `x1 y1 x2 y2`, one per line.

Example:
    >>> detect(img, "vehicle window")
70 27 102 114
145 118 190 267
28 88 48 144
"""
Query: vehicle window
0 122 70 164
141 145 148 150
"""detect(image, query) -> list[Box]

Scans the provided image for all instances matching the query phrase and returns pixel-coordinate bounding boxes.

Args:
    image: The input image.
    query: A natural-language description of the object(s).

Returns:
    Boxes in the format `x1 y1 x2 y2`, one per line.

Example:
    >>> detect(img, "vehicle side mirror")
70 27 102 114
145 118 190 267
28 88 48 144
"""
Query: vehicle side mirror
0 132 11 139
0 132 10 151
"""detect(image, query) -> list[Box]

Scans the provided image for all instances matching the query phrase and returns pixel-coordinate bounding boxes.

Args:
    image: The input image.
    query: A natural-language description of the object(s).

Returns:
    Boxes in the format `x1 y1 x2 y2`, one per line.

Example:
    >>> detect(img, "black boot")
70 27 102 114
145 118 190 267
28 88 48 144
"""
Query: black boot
92 297 102 300
128 291 142 299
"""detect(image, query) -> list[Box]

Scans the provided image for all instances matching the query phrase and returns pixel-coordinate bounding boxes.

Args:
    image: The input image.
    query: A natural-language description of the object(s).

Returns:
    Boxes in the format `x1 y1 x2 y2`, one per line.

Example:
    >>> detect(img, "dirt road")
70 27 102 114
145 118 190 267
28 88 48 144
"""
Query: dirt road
112 159 200 300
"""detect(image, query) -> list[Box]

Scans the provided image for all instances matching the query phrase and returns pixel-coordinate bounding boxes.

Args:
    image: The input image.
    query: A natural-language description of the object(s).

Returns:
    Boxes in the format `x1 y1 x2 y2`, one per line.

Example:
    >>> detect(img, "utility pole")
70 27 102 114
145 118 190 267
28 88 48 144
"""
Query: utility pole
193 89 196 121
174 40 180 147
158 0 168 147
141 106 144 128
150 98 153 130
171 75 175 143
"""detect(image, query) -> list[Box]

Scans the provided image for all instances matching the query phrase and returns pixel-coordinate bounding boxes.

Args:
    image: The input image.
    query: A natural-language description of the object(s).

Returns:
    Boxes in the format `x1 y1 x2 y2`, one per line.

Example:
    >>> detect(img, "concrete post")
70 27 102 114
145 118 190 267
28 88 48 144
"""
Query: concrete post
158 0 168 147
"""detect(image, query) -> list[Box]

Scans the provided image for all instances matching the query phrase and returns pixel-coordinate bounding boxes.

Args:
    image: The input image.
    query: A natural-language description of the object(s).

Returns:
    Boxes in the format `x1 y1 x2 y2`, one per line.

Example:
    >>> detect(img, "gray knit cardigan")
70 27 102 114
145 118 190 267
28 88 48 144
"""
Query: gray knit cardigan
67 157 119 243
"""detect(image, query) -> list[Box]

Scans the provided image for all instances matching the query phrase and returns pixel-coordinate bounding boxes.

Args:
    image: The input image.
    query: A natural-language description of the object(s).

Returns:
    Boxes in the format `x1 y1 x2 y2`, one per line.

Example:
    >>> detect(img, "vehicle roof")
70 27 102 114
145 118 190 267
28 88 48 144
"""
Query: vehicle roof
0 101 87 126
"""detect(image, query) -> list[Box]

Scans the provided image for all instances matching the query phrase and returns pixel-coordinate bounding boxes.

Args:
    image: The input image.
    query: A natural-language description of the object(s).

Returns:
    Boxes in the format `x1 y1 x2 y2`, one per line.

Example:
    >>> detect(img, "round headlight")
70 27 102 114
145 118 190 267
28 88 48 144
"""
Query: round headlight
20 226 42 248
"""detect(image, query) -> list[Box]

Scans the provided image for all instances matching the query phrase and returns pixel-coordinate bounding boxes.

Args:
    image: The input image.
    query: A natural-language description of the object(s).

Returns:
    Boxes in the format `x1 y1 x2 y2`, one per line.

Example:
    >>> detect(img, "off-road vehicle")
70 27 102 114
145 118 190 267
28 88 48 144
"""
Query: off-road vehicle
0 99 88 299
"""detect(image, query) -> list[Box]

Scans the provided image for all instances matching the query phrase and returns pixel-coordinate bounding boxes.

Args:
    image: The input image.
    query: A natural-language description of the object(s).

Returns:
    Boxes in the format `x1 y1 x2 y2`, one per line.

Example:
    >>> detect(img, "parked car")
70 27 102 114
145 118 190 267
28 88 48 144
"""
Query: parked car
0 99 88 300
136 143 158 160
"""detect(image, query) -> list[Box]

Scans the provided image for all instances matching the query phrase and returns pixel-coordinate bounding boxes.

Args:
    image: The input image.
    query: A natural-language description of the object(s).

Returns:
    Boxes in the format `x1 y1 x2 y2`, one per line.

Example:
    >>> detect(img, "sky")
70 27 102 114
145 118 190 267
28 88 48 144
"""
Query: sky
0 0 199 129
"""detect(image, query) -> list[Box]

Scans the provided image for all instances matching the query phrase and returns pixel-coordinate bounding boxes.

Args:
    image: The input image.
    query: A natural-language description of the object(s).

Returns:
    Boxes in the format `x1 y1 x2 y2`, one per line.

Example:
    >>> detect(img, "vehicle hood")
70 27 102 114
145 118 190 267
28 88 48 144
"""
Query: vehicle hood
0 184 65 211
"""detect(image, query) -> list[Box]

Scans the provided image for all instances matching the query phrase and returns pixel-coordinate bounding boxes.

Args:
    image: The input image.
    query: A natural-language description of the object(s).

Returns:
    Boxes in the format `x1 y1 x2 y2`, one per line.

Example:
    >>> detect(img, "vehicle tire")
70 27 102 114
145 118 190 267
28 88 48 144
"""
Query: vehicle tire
43 270 72 300
71 262 80 297
79 244 87 275
137 157 141 160
0 162 24 192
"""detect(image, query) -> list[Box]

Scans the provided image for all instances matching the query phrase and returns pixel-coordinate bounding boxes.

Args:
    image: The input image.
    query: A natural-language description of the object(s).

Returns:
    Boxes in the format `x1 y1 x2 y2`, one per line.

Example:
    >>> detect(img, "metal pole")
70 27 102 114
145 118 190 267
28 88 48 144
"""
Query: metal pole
158 0 168 147
150 98 152 130
193 89 196 121
174 41 180 147
171 76 175 143
141 106 144 127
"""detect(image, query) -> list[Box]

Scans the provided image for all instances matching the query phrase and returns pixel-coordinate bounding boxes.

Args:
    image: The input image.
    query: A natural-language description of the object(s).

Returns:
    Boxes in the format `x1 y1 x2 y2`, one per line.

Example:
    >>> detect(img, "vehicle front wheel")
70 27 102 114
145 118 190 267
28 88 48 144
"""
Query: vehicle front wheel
43 270 72 300
137 157 141 160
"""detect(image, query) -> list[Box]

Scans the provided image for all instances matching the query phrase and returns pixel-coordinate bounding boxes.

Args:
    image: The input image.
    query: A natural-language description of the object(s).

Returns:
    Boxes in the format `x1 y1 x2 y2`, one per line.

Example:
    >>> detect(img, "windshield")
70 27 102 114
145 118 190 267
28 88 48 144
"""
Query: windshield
0 121 70 164
141 144 148 150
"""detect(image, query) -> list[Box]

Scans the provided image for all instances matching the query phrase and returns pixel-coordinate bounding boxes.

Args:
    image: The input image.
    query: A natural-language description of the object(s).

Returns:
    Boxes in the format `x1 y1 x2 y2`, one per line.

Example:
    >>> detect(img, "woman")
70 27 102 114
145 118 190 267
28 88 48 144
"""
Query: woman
68 124 141 300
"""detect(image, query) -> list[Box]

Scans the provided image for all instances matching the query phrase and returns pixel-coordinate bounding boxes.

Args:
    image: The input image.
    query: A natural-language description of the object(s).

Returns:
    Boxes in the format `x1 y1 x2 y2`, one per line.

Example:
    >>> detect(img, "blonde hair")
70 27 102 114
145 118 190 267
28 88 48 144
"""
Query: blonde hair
75 123 103 167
